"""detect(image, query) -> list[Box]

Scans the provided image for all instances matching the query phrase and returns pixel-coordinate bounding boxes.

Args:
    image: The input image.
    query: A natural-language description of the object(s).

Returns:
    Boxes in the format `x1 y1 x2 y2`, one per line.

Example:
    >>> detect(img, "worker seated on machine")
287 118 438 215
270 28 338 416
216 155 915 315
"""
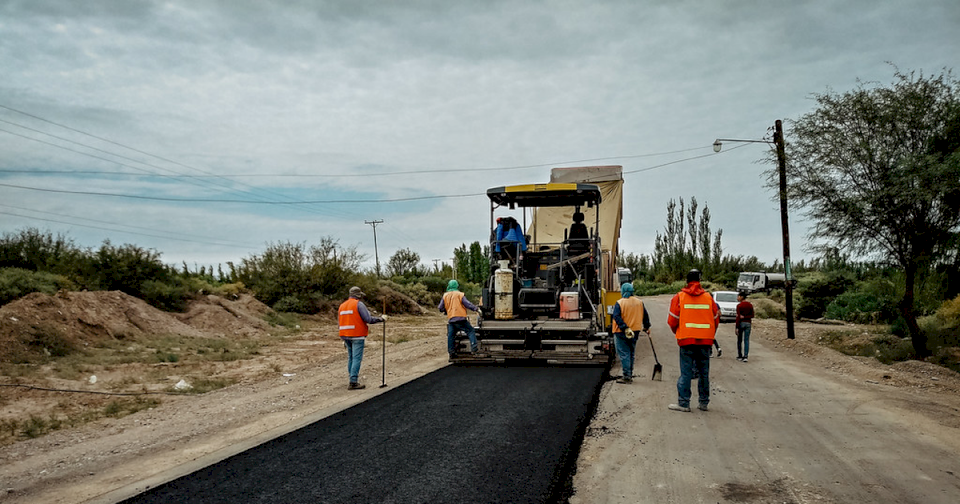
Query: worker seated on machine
566 211 590 255
494 216 527 260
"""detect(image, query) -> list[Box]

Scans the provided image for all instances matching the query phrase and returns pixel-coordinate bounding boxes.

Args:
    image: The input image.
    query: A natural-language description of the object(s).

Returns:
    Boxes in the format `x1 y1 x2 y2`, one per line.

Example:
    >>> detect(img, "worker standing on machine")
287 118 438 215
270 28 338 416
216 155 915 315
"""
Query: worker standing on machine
611 282 651 384
439 280 480 360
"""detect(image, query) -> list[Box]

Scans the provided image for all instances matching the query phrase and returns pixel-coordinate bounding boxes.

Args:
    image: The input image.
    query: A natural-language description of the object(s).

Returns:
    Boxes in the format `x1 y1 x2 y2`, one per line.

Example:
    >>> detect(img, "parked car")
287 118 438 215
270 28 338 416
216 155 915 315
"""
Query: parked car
712 290 739 322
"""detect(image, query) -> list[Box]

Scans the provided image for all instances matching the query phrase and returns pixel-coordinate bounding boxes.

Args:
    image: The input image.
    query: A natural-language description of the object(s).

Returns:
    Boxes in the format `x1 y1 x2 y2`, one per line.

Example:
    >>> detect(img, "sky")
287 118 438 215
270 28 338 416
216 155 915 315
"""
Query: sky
1 0 958 275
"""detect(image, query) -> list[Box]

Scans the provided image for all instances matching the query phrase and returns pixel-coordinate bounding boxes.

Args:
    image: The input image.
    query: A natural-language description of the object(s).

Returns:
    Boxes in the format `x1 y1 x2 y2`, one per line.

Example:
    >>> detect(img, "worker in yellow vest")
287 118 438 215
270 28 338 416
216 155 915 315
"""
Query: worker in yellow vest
666 269 719 412
439 280 479 360
611 282 650 384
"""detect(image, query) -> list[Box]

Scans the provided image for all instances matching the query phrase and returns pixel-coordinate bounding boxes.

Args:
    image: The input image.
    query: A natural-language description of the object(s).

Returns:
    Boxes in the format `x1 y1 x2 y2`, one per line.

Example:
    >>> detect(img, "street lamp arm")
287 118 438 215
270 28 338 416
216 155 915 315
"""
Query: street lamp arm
713 138 773 152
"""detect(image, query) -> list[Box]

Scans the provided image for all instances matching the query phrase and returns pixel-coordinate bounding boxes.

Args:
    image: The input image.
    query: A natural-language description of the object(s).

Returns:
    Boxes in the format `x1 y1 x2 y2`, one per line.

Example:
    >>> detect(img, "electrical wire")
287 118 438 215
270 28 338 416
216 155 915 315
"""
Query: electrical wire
0 203 260 249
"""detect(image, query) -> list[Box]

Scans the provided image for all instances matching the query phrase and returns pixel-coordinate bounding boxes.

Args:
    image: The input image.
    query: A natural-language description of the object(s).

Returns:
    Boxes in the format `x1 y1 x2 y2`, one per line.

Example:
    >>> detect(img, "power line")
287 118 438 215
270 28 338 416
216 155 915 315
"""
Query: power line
0 182 485 203
0 210 261 249
0 203 258 249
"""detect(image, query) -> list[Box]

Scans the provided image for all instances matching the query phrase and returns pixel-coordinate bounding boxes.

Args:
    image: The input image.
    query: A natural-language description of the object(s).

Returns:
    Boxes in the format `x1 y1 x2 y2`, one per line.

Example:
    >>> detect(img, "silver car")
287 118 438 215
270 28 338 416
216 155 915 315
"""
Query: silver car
712 290 739 322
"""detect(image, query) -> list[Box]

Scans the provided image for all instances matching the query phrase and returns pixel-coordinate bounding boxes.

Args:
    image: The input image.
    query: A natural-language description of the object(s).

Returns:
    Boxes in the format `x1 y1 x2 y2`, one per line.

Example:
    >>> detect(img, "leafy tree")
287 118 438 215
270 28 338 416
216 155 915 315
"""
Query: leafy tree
779 68 960 357
386 247 423 278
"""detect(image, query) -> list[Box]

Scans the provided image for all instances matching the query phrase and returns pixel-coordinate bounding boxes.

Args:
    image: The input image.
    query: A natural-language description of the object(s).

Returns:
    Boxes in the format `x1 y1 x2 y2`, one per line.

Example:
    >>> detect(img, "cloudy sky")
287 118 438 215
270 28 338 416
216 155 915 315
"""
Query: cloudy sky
1 0 957 274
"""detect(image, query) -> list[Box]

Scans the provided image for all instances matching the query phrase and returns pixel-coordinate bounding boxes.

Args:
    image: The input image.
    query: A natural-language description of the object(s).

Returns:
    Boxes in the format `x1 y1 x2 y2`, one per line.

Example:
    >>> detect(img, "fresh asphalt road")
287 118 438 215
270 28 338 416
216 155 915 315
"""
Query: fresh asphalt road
119 364 606 504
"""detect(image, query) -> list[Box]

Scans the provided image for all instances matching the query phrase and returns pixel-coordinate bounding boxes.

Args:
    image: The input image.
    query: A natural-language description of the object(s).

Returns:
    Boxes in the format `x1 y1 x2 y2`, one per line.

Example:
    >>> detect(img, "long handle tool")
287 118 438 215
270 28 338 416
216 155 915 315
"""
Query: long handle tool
647 332 663 381
380 300 388 388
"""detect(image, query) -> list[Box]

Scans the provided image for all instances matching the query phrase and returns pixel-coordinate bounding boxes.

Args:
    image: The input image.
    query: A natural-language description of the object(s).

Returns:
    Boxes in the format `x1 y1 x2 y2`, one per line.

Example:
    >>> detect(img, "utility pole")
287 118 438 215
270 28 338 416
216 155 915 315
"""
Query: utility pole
365 219 383 278
774 120 796 340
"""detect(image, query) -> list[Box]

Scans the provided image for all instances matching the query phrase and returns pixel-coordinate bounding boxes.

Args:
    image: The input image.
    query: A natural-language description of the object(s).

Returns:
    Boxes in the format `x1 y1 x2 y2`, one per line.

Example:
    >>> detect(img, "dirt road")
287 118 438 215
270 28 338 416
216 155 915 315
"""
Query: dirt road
572 295 960 503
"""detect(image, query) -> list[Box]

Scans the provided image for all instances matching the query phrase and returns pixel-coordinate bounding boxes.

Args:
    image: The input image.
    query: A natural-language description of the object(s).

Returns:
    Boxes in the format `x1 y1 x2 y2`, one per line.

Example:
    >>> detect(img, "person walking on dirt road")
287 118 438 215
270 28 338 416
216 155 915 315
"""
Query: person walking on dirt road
439 280 480 360
338 286 386 390
667 269 719 412
735 291 754 362
612 282 651 384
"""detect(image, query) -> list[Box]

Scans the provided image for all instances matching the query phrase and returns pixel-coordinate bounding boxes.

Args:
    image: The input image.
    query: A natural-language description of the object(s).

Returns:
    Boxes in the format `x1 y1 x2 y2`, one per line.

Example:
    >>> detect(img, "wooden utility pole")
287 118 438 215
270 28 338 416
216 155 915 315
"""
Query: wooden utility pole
365 219 383 278
774 120 796 340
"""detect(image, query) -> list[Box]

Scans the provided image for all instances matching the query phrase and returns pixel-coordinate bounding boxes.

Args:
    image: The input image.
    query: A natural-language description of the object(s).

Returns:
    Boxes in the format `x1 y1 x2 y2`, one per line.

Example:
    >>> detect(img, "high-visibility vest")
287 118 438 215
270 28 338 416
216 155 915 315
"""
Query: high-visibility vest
338 298 368 338
616 297 645 331
675 291 717 345
442 291 468 319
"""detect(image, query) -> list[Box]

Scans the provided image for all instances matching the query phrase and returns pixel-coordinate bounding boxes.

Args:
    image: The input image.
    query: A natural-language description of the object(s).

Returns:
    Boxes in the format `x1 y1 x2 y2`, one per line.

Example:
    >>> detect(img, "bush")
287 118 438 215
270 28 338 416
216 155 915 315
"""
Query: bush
0 268 75 305
795 271 855 319
140 279 192 312
752 298 786 320
825 292 883 323
272 296 314 314
935 295 960 328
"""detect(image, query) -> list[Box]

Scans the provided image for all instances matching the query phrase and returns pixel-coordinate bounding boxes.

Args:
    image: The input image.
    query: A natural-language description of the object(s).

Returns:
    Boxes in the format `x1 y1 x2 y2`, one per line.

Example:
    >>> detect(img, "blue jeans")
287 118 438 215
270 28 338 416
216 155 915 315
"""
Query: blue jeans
737 322 751 358
341 337 365 383
677 344 711 408
614 332 638 378
447 319 478 355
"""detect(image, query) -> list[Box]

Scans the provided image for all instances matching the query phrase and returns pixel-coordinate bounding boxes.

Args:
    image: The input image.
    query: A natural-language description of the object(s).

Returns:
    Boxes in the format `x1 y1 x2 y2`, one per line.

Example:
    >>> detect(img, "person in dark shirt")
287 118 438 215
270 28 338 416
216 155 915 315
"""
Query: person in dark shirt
735 292 754 362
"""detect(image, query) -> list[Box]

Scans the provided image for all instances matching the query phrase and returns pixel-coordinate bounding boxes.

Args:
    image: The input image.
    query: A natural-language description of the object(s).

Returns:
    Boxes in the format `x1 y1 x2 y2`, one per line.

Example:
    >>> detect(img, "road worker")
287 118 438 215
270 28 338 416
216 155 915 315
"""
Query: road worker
611 282 651 384
666 269 719 412
439 280 480 360
338 286 385 390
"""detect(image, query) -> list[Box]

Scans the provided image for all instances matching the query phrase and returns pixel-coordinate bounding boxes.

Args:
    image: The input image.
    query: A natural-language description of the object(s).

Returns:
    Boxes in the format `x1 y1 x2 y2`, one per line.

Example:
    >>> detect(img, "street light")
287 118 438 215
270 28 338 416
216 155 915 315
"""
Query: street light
713 120 795 340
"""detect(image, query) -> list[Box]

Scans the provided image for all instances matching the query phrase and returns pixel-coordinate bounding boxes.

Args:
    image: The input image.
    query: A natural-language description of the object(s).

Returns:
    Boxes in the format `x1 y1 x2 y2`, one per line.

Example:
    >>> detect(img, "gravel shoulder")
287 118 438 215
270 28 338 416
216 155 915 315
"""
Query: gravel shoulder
571 295 960 504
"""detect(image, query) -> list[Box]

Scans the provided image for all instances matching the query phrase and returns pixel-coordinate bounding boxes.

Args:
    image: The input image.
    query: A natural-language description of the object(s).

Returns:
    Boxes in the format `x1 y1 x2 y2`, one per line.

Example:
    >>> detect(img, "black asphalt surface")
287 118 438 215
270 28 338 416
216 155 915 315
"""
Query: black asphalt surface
120 364 607 504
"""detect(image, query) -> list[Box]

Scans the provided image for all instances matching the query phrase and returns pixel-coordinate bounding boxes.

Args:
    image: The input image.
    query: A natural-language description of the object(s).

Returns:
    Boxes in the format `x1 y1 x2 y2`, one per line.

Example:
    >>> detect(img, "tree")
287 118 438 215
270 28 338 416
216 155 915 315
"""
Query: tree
653 197 723 282
386 248 423 278
780 68 960 357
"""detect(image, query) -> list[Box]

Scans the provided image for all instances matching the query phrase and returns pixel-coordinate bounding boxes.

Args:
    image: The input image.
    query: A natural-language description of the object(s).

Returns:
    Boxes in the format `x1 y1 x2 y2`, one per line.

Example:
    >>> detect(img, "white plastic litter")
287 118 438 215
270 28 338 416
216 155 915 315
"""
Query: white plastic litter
282 373 295 377
88 375 97 384
174 379 192 391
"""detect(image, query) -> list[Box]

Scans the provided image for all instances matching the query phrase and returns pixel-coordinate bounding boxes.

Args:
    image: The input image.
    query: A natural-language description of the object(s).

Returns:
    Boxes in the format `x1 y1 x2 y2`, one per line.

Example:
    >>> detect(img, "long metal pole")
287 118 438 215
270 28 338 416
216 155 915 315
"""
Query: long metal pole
774 120 796 340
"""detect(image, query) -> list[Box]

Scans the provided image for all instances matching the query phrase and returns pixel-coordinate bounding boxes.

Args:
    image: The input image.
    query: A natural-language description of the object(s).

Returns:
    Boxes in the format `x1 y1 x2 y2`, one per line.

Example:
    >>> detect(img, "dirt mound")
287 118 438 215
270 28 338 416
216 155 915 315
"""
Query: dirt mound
0 291 277 362
175 294 273 338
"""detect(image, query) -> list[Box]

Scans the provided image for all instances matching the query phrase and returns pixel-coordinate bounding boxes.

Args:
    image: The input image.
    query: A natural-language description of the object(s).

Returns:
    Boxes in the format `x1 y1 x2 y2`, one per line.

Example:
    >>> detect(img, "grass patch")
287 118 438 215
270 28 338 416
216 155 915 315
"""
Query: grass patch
0 396 161 445
818 329 915 364
264 310 301 328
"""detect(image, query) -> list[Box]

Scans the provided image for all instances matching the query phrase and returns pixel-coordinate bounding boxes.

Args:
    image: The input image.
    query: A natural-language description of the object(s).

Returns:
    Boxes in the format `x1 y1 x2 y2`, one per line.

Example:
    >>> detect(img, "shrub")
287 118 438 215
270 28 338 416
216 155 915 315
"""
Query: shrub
795 271 855 319
140 279 192 312
272 296 314 314
752 298 786 320
0 267 75 305
935 295 960 328
825 292 883 323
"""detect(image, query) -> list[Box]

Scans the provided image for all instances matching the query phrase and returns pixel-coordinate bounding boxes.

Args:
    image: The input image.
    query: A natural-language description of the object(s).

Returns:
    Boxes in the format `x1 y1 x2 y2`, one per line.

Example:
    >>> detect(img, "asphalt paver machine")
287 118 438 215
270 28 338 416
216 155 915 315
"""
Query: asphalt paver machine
452 181 616 365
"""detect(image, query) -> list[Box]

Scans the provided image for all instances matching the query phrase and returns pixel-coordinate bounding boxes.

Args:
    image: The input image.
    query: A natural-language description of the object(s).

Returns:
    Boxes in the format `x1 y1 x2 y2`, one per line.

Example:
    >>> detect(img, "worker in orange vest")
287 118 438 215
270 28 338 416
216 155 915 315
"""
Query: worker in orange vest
338 286 386 390
666 269 719 412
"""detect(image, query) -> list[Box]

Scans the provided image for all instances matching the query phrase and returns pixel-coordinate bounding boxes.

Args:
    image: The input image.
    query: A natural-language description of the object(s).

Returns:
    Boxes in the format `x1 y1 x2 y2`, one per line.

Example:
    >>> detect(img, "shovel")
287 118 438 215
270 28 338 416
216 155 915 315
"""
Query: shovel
647 332 663 381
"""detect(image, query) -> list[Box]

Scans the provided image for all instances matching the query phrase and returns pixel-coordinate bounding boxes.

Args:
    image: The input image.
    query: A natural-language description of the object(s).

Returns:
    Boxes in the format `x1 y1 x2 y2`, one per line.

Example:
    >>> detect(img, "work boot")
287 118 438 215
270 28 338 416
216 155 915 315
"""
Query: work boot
616 376 633 384
698 403 709 411
668 404 691 412
348 382 366 390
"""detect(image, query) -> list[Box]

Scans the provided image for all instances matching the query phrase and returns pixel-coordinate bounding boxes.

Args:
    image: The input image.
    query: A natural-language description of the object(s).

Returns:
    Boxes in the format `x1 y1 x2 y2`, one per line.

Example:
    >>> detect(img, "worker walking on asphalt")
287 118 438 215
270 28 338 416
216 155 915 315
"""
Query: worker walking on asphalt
611 282 651 384
338 286 386 390
736 291 754 362
439 280 480 360
666 269 719 412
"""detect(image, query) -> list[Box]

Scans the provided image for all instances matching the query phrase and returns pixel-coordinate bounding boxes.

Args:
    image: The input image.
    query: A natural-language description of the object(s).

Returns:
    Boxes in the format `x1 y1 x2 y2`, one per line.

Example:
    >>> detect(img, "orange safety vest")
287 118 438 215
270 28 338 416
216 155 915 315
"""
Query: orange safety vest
442 291 467 319
338 298 368 338
674 291 717 346
616 297 645 331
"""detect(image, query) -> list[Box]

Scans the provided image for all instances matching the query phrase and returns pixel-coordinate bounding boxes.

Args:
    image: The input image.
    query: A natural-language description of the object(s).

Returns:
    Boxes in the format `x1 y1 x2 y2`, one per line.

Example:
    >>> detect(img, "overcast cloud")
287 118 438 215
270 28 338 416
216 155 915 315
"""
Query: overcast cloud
1 0 958 273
